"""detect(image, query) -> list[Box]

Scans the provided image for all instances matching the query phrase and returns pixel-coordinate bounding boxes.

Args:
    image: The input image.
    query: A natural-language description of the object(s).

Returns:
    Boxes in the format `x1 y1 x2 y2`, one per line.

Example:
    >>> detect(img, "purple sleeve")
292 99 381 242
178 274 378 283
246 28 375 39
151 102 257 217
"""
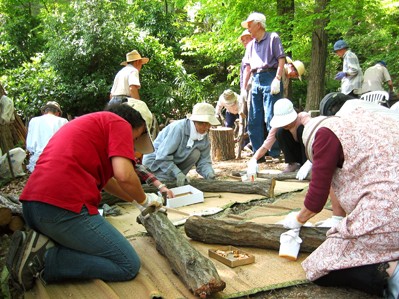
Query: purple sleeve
304 128 344 213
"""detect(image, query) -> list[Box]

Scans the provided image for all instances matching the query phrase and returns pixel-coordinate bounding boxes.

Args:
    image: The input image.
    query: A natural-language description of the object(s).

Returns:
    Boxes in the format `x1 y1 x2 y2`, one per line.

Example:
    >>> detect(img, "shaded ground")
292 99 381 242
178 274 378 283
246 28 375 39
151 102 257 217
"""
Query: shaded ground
0 157 380 298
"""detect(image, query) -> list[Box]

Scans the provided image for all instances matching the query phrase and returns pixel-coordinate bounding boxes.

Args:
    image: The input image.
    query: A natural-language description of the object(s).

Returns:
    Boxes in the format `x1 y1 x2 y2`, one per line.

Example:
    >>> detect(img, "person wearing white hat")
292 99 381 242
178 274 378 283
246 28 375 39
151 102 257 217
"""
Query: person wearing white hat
247 98 310 175
215 89 240 128
10 103 164 291
278 105 399 298
143 102 220 186
109 50 149 104
26 101 68 172
241 12 286 159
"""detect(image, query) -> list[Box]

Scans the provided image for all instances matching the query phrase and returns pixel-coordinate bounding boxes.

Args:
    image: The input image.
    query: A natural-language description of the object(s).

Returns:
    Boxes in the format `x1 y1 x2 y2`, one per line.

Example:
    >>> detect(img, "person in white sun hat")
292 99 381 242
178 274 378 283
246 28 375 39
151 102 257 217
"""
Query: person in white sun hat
143 102 220 186
109 50 149 104
246 98 311 175
215 89 240 128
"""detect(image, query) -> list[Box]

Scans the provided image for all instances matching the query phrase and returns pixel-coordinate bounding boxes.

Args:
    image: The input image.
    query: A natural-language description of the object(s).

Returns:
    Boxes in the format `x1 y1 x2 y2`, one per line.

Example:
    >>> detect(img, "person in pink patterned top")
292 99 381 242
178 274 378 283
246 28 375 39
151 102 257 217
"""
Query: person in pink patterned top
247 98 311 174
279 105 399 298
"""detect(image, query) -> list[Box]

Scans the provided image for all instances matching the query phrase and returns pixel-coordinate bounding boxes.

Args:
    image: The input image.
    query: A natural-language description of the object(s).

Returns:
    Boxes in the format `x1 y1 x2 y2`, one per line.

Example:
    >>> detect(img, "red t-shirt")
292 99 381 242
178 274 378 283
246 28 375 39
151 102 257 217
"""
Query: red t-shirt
20 112 135 215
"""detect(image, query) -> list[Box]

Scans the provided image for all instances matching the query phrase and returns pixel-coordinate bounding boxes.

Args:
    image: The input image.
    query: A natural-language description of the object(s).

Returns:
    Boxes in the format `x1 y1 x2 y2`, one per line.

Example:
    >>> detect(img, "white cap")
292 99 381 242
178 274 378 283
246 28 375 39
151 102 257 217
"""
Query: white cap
241 12 266 29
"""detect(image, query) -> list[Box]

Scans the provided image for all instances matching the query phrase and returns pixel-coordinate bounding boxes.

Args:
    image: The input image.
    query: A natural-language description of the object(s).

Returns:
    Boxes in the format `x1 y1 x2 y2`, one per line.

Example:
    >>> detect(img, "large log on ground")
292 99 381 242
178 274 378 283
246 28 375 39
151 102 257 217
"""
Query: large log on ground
209 127 235 161
184 216 328 253
137 208 226 298
232 170 311 181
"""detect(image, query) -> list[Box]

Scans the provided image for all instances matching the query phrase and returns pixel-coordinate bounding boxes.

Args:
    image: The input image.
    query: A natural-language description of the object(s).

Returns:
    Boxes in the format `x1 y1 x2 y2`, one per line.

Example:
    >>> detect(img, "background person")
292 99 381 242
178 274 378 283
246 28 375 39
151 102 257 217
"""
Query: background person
279 107 399 298
361 60 394 94
142 102 220 186
7 103 163 291
26 101 68 172
241 12 286 159
214 89 240 128
109 50 149 104
333 40 363 98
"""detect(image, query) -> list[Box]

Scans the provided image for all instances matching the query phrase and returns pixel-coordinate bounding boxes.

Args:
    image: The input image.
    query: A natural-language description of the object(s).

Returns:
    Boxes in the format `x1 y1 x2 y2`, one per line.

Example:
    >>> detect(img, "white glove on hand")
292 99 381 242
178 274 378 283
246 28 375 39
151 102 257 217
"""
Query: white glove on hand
176 172 188 186
296 160 312 181
135 193 164 212
247 158 258 175
315 216 344 228
279 228 302 260
270 78 281 95
276 211 304 229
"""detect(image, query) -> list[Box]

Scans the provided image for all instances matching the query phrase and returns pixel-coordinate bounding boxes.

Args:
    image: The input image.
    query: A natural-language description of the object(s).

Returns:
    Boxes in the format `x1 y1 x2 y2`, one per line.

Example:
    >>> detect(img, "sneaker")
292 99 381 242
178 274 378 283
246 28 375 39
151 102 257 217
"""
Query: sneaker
8 230 54 291
282 163 300 173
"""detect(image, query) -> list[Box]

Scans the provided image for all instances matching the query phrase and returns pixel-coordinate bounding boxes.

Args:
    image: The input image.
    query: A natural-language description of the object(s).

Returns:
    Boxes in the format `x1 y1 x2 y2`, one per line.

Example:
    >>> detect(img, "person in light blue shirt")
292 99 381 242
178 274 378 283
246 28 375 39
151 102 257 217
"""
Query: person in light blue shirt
143 103 220 186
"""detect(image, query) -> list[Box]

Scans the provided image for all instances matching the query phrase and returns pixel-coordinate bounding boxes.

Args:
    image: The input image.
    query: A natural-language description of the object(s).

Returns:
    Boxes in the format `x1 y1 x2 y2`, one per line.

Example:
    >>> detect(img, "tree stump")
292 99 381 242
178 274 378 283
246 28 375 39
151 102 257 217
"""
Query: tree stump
209 127 235 161
184 216 328 253
136 208 226 298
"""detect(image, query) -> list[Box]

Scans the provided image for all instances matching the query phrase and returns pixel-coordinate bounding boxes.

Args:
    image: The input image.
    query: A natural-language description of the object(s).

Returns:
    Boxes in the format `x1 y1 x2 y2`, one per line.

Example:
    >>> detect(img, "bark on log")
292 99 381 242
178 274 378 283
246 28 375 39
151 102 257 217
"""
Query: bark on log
209 127 235 161
184 216 328 253
136 208 226 298
142 178 276 198
0 194 22 215
232 171 311 181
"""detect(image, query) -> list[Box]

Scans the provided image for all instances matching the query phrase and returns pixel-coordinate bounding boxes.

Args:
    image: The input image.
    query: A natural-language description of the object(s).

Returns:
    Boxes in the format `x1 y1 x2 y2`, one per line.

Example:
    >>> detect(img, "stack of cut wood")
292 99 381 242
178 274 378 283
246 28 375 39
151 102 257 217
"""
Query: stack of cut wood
0 193 25 234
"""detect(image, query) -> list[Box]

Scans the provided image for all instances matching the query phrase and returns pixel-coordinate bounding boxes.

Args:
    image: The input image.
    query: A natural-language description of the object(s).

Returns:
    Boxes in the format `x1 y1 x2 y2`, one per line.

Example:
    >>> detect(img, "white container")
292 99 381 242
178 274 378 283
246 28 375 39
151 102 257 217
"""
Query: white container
279 229 302 261
162 185 204 208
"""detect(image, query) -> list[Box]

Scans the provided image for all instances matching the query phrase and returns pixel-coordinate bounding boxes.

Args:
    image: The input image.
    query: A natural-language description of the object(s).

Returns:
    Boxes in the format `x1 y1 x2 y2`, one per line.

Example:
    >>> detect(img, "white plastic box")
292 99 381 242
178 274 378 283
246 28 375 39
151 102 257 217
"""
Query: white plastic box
163 185 204 208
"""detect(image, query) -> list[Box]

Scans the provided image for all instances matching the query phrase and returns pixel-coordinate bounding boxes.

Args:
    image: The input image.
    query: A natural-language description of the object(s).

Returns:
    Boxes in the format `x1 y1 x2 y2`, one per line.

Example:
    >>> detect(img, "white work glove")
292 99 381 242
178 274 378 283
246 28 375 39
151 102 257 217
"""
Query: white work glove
315 216 344 228
279 228 302 260
270 78 281 95
296 160 312 181
176 172 189 186
276 211 304 229
135 193 164 212
247 158 258 175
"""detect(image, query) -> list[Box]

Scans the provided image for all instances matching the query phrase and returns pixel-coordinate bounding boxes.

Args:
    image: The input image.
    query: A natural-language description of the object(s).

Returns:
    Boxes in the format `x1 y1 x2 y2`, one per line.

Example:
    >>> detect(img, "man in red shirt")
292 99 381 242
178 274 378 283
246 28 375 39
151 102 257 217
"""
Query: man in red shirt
7 103 163 291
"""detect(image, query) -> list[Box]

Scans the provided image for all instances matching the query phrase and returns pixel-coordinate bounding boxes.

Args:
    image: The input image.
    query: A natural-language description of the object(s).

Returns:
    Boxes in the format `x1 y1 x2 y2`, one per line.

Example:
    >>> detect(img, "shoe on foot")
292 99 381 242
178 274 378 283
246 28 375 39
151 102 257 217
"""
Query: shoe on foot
9 230 54 291
283 163 300 173
6 230 27 280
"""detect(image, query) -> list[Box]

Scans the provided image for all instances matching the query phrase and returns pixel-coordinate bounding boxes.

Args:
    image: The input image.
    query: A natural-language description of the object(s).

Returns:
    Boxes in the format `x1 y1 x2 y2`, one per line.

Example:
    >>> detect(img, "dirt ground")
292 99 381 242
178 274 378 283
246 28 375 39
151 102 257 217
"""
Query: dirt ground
0 155 381 299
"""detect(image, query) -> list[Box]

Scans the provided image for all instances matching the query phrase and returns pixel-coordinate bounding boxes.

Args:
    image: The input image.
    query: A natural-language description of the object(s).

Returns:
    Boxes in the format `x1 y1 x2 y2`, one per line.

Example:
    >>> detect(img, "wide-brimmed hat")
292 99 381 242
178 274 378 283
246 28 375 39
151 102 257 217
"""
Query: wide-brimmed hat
188 102 220 126
221 89 238 106
286 57 305 81
270 98 297 128
241 12 266 29
41 101 62 114
124 98 154 154
120 50 149 66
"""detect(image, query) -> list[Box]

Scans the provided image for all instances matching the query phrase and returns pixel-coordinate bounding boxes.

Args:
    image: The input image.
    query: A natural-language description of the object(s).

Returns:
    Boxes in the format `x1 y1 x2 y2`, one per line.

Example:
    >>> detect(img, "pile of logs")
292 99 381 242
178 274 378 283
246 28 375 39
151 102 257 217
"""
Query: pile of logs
0 193 24 234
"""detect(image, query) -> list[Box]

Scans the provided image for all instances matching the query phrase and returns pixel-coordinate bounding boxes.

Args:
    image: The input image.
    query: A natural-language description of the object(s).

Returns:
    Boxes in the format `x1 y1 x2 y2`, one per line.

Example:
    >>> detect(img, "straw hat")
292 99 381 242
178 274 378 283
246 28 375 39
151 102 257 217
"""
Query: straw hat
270 99 297 128
286 57 305 80
189 103 220 126
124 99 154 154
120 50 149 66
220 89 238 107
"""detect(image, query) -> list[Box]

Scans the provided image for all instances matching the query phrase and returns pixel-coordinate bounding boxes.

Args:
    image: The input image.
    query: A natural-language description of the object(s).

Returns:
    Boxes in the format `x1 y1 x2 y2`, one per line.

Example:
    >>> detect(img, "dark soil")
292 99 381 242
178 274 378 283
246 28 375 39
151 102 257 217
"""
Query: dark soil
0 158 381 298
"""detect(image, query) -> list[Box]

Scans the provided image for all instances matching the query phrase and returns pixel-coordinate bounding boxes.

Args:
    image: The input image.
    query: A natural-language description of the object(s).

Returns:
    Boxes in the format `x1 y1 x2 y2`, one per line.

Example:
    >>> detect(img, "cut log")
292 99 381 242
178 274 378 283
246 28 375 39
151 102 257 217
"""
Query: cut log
8 215 25 232
184 216 328 253
137 208 226 298
0 207 12 226
209 127 235 161
142 178 276 198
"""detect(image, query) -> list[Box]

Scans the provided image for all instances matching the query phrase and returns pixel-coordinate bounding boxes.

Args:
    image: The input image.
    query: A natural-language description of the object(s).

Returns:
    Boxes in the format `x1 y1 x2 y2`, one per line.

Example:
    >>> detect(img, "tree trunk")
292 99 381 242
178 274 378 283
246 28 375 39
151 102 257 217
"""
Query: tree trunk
136 208 226 298
185 216 328 253
305 0 329 111
209 127 235 161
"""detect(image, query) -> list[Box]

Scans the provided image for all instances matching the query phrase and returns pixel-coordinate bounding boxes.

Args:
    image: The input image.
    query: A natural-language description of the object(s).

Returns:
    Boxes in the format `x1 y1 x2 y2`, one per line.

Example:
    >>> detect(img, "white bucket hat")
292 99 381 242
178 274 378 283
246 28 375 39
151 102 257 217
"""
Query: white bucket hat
124 99 154 154
120 50 149 66
189 103 220 126
270 98 298 128
221 89 238 107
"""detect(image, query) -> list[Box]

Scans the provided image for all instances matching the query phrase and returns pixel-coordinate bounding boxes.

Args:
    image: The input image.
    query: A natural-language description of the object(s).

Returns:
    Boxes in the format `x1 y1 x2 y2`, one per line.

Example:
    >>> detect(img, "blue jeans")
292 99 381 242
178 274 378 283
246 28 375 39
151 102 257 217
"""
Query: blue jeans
22 201 140 283
224 112 239 128
248 72 282 157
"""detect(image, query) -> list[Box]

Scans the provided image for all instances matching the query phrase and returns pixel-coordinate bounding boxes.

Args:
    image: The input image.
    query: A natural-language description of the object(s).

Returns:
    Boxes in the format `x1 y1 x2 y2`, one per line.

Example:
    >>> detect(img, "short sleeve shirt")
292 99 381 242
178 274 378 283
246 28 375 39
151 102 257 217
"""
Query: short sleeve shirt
110 64 140 96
